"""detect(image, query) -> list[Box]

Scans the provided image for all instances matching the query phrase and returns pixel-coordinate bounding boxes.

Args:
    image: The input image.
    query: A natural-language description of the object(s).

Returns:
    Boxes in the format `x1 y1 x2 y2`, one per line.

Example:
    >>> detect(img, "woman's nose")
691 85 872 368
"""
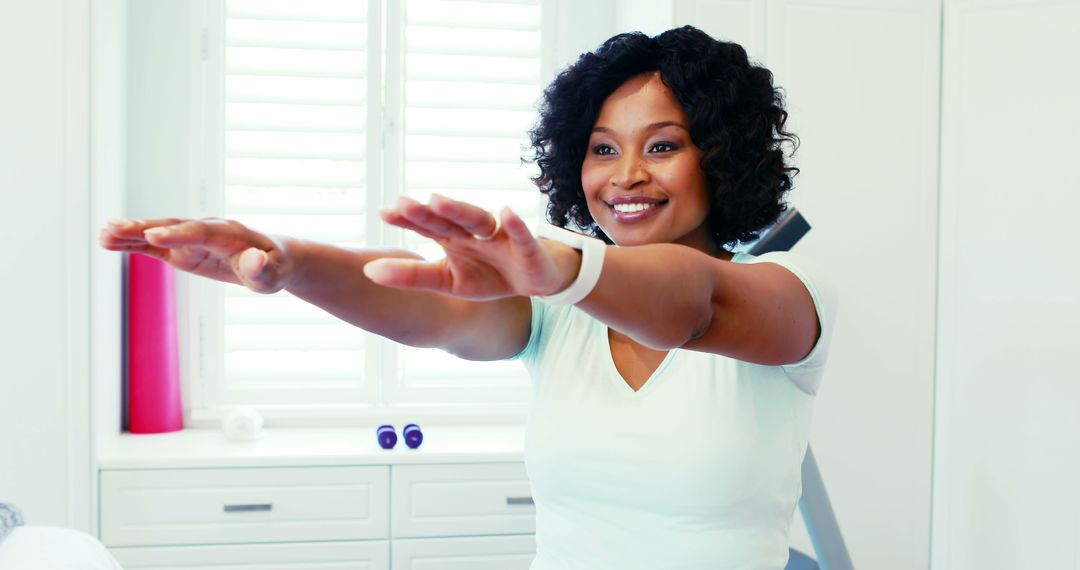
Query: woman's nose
609 154 650 189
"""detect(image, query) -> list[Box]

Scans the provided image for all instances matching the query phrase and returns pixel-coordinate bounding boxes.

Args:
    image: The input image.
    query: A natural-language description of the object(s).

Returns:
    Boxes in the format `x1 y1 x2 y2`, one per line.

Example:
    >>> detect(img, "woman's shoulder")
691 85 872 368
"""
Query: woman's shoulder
729 250 831 296
731 249 838 395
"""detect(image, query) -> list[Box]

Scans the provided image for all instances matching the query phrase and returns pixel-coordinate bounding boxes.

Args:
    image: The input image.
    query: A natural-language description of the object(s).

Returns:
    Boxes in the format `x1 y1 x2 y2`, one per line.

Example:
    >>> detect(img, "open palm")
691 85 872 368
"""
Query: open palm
364 194 574 300
98 217 294 294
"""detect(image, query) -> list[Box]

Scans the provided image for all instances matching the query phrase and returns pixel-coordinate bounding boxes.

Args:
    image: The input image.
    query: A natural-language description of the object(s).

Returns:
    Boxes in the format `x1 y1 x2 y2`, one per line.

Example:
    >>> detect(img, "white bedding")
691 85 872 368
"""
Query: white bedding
0 526 122 569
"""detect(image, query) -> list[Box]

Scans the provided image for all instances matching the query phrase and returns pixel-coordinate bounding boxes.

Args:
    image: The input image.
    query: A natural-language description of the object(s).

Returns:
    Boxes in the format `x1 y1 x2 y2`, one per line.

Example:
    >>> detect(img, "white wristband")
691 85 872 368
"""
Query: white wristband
535 224 607 305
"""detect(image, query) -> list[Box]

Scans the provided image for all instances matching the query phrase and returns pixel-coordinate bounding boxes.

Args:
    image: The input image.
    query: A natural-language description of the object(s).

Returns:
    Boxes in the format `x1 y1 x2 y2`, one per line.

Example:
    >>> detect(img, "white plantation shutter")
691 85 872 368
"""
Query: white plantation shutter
387 0 543 403
196 0 379 409
192 0 548 417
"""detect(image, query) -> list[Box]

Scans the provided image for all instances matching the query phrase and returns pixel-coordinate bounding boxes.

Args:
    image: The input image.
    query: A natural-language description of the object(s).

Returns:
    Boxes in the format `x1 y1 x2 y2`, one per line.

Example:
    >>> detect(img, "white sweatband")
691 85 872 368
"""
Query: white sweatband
535 224 607 305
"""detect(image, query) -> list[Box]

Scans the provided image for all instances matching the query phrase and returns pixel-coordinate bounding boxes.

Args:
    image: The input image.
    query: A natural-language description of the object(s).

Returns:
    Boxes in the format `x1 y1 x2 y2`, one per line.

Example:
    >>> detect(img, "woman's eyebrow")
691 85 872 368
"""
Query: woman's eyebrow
644 120 688 131
591 121 689 134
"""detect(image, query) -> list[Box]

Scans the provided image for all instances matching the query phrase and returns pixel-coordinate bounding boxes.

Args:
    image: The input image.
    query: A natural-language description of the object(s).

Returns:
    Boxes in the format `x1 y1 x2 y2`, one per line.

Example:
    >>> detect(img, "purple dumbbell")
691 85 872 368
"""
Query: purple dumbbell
403 423 423 449
376 424 397 449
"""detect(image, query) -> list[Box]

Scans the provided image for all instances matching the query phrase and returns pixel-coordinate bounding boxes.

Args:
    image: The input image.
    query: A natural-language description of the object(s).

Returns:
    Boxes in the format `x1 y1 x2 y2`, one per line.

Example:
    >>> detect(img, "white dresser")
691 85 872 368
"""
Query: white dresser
97 427 536 570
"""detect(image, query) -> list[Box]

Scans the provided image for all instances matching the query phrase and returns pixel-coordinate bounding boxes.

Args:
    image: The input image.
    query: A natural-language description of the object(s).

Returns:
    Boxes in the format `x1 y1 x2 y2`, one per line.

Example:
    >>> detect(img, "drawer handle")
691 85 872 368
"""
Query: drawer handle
223 503 273 513
506 496 534 506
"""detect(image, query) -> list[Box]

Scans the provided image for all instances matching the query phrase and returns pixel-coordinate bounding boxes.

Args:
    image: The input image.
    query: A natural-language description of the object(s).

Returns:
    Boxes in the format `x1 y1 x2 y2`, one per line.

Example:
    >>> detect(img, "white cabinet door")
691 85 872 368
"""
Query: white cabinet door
392 535 535 570
110 540 389 570
391 462 534 538
101 466 389 546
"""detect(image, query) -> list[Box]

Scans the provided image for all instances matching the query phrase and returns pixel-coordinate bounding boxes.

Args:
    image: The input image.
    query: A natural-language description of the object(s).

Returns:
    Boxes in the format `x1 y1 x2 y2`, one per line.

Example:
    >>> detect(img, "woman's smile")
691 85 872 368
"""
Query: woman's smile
606 196 669 222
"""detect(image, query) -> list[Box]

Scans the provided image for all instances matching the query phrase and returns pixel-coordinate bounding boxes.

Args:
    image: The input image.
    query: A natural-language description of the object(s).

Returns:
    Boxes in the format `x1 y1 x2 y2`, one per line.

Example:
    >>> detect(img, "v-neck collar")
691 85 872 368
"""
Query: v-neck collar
602 325 678 396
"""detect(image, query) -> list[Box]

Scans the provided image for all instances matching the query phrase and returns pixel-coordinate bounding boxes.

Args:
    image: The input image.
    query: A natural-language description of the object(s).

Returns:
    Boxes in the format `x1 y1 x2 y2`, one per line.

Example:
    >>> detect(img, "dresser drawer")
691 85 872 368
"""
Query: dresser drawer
110 540 389 569
100 466 389 546
392 535 535 570
390 463 534 538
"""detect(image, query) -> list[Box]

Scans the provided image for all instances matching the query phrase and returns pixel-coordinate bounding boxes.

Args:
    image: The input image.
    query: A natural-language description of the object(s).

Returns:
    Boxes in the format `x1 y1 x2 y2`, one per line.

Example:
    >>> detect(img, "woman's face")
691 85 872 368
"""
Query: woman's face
581 71 717 254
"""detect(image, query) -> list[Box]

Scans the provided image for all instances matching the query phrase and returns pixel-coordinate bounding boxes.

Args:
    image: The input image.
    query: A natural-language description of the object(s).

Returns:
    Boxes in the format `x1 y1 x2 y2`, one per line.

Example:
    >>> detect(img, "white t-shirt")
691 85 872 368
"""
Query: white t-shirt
514 251 837 570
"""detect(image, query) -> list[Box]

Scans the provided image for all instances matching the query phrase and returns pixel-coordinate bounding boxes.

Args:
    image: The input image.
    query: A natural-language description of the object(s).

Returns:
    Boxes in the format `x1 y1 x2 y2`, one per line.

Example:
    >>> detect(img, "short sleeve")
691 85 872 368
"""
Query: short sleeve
506 296 547 370
738 251 838 396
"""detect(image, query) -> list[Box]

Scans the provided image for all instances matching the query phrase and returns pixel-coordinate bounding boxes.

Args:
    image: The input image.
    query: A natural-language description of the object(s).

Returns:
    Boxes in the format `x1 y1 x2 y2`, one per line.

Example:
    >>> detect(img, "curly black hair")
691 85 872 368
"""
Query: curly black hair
527 25 799 250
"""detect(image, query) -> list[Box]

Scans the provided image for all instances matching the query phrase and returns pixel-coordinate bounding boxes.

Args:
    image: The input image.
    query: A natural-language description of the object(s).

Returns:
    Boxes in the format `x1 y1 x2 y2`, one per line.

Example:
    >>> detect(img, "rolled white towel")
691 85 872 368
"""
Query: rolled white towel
221 406 264 441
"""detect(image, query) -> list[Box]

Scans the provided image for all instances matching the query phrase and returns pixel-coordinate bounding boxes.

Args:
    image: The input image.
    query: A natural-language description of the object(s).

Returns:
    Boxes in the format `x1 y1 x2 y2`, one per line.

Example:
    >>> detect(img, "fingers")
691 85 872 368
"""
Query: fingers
394 196 474 241
101 217 274 253
100 218 183 241
141 219 212 248
235 247 272 290
379 208 445 241
99 219 145 247
363 258 451 293
501 207 537 251
429 194 500 239
501 207 553 278
99 220 166 259
99 217 287 294
228 241 289 294
99 218 191 255
102 218 142 237
96 234 172 260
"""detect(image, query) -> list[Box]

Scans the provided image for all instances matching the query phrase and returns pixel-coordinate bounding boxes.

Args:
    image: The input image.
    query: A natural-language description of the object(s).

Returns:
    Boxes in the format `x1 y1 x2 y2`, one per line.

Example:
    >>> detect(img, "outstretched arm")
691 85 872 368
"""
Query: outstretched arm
369 196 821 366
283 240 530 360
98 216 531 360
576 244 820 365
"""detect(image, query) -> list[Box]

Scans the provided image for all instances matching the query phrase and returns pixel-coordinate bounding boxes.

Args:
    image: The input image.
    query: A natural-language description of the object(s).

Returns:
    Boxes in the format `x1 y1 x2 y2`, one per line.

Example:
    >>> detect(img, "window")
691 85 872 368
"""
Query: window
188 0 552 424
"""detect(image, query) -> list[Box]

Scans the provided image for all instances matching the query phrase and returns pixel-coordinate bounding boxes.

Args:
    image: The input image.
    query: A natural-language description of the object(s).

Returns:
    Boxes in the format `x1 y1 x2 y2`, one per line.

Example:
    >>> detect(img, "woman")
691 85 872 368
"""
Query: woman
101 26 835 569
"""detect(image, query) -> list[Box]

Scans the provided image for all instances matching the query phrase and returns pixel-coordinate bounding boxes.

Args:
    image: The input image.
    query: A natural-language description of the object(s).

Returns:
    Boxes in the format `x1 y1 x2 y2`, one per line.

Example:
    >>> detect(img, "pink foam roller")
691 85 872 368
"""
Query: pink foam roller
128 253 183 433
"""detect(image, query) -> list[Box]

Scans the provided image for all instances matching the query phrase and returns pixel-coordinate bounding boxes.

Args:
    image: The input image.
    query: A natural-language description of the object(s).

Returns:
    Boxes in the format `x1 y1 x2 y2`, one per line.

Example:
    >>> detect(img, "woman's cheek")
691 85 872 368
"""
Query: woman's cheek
580 163 607 196
656 159 690 187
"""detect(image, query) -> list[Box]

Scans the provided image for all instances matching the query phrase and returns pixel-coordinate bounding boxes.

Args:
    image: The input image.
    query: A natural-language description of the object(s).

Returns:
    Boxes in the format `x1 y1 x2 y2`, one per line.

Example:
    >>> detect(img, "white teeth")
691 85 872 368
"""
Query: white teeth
613 202 656 213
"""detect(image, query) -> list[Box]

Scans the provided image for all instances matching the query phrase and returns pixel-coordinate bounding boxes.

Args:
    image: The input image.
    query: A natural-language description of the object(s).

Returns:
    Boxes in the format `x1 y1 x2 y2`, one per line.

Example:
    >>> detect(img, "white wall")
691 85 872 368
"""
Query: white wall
0 0 93 530
92 0 128 468
766 1 941 567
934 1 1080 568
553 0 617 69
126 0 193 219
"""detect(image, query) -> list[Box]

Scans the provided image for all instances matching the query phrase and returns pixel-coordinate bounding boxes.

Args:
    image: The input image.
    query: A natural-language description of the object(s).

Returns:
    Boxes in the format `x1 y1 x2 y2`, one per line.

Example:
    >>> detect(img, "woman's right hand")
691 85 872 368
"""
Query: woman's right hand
98 217 299 294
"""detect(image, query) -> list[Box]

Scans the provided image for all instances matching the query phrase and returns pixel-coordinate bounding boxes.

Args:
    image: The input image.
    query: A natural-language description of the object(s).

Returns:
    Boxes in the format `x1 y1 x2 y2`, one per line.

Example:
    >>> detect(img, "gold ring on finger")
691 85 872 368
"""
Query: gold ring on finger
473 212 501 241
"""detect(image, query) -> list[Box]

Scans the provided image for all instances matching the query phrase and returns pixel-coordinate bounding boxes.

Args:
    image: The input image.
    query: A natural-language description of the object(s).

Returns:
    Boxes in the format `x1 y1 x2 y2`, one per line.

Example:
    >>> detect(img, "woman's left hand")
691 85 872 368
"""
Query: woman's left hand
363 194 579 300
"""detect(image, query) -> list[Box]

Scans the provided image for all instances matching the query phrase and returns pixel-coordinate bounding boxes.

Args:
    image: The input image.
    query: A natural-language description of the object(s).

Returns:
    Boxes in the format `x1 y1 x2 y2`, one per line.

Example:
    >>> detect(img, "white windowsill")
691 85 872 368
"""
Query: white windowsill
97 425 526 470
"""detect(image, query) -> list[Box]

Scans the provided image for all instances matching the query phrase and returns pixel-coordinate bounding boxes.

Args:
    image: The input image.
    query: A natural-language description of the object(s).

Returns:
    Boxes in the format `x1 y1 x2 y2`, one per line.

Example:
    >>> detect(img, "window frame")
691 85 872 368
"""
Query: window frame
185 0 560 427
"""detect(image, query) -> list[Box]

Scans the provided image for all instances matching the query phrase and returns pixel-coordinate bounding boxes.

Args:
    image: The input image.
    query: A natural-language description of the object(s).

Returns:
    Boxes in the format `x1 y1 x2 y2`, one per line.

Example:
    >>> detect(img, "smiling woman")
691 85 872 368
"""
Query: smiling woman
357 26 834 569
101 24 834 570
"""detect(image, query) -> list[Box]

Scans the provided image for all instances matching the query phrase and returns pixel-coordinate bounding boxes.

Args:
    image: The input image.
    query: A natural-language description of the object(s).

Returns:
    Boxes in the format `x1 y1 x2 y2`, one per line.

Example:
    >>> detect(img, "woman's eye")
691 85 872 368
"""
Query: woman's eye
650 142 677 153
592 144 616 156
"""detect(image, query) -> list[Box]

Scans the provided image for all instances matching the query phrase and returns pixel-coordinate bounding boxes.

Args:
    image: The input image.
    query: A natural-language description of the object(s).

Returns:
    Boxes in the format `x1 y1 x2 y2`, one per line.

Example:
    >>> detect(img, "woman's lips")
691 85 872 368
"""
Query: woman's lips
608 199 667 223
